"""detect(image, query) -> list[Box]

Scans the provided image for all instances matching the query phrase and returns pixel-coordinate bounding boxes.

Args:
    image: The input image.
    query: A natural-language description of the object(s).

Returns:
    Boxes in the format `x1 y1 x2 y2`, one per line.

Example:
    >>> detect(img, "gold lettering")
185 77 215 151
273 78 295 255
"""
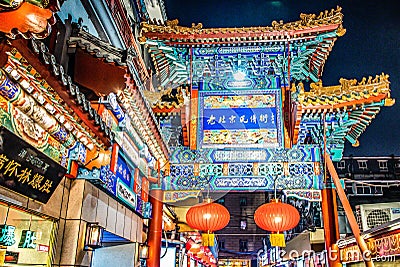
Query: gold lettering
39 180 52 193
3 160 20 177
16 168 32 184
0 154 9 170
28 173 44 189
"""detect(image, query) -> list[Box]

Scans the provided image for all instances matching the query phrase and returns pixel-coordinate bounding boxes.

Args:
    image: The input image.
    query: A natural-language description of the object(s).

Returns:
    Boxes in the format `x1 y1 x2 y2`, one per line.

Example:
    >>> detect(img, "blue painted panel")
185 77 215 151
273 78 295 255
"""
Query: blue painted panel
198 89 283 148
100 166 117 195
203 107 277 130
115 156 133 187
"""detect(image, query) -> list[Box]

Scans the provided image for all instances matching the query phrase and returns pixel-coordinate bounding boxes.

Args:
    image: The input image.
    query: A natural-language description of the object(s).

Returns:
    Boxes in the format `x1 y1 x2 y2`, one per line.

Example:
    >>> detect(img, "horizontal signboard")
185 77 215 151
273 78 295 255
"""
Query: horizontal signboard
0 127 66 203
198 90 283 148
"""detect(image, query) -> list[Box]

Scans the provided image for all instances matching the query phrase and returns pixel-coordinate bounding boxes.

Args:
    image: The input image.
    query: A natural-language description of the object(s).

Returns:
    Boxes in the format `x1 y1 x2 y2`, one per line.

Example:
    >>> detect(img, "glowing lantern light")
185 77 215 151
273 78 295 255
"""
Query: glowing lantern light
186 199 230 246
254 199 300 232
254 199 300 247
186 199 230 232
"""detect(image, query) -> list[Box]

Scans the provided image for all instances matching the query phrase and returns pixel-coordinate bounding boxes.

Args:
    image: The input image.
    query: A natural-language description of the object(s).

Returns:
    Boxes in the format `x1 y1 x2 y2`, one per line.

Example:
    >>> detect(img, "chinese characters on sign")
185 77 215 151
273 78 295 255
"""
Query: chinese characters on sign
0 154 53 194
0 226 37 249
18 230 36 249
0 225 16 246
200 92 282 148
0 127 66 203
116 156 132 186
204 109 276 128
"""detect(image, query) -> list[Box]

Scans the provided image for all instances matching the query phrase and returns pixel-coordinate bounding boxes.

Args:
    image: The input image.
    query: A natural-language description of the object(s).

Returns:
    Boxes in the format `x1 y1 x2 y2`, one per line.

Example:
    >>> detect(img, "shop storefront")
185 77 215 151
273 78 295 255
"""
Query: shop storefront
339 218 400 267
0 123 65 266
0 202 57 266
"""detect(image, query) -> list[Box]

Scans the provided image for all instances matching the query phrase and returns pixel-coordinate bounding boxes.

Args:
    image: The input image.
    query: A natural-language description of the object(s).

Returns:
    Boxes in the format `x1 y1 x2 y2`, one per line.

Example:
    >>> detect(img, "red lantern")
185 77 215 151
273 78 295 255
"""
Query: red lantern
186 199 230 232
254 199 300 232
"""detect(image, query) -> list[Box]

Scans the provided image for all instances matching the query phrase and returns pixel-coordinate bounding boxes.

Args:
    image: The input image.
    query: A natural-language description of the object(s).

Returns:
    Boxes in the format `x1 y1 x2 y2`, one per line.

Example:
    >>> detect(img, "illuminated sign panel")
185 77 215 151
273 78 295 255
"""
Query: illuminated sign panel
0 225 16 246
198 90 282 148
18 230 36 249
115 156 132 186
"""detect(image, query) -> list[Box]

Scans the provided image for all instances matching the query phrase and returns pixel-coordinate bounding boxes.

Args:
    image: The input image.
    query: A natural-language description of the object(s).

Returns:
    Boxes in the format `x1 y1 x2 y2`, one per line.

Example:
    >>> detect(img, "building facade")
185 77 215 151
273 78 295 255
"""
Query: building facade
0 0 169 266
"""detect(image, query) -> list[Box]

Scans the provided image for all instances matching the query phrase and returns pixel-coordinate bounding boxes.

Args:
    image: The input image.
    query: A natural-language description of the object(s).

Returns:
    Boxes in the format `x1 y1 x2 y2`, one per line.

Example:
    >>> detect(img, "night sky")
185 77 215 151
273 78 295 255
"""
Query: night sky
163 0 400 156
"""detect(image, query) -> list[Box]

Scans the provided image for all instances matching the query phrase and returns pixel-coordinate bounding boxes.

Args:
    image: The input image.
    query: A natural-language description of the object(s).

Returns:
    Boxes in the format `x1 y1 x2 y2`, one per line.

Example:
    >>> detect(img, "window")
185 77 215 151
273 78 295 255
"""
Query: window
337 160 345 169
216 198 225 206
378 160 388 171
357 160 368 170
0 203 56 265
239 240 248 252
239 197 247 206
240 220 247 230
218 240 225 250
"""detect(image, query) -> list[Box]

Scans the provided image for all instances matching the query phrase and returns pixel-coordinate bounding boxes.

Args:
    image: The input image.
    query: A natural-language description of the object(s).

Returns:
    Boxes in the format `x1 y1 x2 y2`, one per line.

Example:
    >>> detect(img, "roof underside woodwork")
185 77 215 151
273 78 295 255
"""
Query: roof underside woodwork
68 32 170 163
138 6 394 160
140 7 345 88
295 74 394 159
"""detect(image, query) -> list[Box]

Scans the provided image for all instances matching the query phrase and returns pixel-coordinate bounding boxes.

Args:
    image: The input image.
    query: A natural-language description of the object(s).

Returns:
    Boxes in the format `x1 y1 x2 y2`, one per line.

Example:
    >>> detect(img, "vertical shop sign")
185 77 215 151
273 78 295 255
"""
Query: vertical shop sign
18 230 36 249
115 156 132 186
0 225 16 246
175 245 180 267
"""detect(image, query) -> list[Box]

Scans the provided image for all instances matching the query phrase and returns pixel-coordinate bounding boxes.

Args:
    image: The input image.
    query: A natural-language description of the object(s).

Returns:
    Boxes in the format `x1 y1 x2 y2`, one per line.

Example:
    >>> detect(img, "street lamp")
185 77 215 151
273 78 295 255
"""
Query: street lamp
84 222 104 250
139 243 149 259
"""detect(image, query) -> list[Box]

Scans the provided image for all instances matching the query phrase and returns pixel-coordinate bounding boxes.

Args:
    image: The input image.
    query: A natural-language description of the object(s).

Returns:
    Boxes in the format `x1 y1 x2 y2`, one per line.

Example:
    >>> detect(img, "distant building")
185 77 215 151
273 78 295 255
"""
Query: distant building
335 156 400 205
214 192 266 263
212 191 322 266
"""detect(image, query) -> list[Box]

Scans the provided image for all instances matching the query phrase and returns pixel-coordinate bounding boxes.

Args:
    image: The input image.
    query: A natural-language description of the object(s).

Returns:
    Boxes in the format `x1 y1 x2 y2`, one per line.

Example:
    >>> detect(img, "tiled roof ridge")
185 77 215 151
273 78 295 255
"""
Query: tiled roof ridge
68 27 126 66
297 73 394 107
140 6 344 38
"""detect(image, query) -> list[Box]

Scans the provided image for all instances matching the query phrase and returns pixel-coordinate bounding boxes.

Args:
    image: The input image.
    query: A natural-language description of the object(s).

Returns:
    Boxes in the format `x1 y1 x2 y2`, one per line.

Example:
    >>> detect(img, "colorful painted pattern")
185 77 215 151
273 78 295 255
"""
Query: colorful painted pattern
164 161 322 191
0 94 64 164
198 89 283 148
170 145 320 164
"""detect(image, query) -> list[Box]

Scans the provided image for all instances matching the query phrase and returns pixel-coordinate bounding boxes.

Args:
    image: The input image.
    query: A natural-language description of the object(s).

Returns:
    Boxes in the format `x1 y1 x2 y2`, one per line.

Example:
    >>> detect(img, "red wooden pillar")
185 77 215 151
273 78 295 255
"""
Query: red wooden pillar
147 189 163 267
321 187 341 267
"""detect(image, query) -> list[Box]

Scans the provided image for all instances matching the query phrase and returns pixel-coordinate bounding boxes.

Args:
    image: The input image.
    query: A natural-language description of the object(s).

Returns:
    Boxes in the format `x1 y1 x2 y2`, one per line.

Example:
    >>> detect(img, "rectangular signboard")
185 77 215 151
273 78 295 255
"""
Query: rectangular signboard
198 90 283 148
0 127 66 203
116 179 137 211
115 155 133 186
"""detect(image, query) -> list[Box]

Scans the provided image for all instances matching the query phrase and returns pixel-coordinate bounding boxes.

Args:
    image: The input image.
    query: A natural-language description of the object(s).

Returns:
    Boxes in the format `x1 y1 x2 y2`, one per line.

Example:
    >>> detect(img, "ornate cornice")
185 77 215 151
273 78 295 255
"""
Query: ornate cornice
298 73 394 108
118 79 169 168
1 38 113 149
140 6 345 44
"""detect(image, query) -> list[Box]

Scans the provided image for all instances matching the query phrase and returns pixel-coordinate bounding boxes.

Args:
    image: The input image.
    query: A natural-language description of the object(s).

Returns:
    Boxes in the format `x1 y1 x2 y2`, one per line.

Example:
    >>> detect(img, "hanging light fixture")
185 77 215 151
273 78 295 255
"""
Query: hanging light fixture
254 199 300 247
186 198 230 246
139 243 149 259
84 222 104 250
254 199 300 232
